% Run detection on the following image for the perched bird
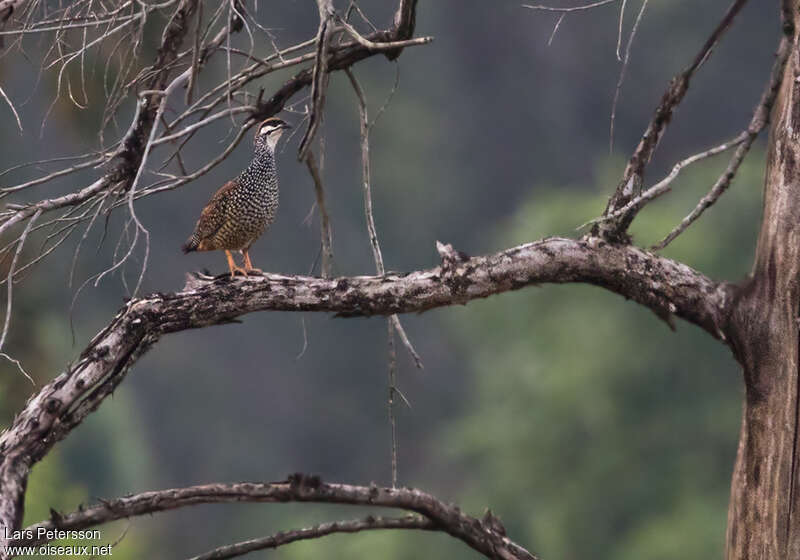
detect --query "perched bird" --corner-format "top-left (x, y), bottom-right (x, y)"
top-left (182, 117), bottom-right (291, 277)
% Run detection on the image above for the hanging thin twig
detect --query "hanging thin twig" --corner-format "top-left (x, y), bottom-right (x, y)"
top-left (616, 0), bottom-right (627, 60)
top-left (609, 0), bottom-right (649, 153)
top-left (547, 13), bottom-right (566, 46)
top-left (304, 150), bottom-right (334, 278)
top-left (387, 318), bottom-right (399, 487)
top-left (347, 66), bottom-right (425, 486)
top-left (346, 68), bottom-right (423, 369)
top-left (297, 0), bottom-right (334, 160)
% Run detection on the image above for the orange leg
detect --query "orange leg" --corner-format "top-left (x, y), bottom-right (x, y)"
top-left (242, 249), bottom-right (263, 274)
top-left (225, 250), bottom-right (248, 278)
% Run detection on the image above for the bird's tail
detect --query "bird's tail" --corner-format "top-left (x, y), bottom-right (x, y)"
top-left (182, 236), bottom-right (199, 253)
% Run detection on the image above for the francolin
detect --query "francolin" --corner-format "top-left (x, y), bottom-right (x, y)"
top-left (182, 117), bottom-right (291, 277)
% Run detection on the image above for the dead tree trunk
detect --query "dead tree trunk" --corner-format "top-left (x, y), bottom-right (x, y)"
top-left (726, 5), bottom-right (800, 557)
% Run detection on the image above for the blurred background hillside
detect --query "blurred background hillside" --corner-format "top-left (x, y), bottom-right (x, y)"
top-left (0, 1), bottom-right (778, 558)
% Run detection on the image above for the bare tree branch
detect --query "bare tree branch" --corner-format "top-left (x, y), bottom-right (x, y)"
top-left (651, 33), bottom-right (791, 250)
top-left (19, 475), bottom-right (538, 560)
top-left (304, 150), bottom-right (334, 278)
top-left (336, 15), bottom-right (431, 51)
top-left (582, 133), bottom-right (748, 230)
top-left (522, 0), bottom-right (617, 13)
top-left (346, 68), bottom-right (422, 369)
top-left (386, 319), bottom-right (400, 487)
top-left (346, 66), bottom-right (422, 486)
top-left (186, 515), bottom-right (437, 560)
top-left (615, 0), bottom-right (628, 59)
top-left (0, 85), bottom-right (21, 132)
top-left (595, 0), bottom-right (749, 241)
top-left (609, 0), bottom-right (648, 152)
top-left (297, 0), bottom-right (334, 161)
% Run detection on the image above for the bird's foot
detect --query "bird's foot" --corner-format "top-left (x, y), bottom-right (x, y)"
top-left (229, 265), bottom-right (249, 278)
top-left (241, 250), bottom-right (262, 275)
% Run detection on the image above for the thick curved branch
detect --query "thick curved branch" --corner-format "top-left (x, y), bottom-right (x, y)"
top-left (19, 475), bottom-right (537, 560)
top-left (0, 236), bottom-right (733, 549)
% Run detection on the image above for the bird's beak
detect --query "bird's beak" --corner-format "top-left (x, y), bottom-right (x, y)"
top-left (281, 123), bottom-right (292, 130)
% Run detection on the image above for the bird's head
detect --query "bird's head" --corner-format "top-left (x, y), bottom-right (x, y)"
top-left (255, 117), bottom-right (291, 150)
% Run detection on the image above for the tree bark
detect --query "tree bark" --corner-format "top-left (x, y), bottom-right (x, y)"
top-left (725, 6), bottom-right (800, 557)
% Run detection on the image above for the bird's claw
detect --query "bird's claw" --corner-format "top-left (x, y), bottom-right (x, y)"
top-left (230, 265), bottom-right (249, 278)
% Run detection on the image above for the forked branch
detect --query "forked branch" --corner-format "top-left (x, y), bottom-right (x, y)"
top-left (595, 0), bottom-right (750, 241)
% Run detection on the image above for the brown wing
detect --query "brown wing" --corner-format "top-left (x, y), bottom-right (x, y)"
top-left (184, 180), bottom-right (237, 252)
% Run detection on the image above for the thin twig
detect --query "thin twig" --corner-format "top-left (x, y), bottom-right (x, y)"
top-left (547, 13), bottom-right (565, 46)
top-left (97, 69), bottom-right (192, 296)
top-left (346, 68), bottom-right (423, 369)
top-left (347, 66), bottom-right (425, 485)
top-left (0, 208), bottom-right (40, 385)
top-left (522, 0), bottom-right (617, 12)
top-left (387, 318), bottom-right (399, 487)
top-left (391, 314), bottom-right (422, 369)
top-left (609, 0), bottom-right (648, 153)
top-left (186, 515), bottom-right (436, 560)
top-left (580, 133), bottom-right (747, 230)
top-left (0, 84), bottom-right (22, 132)
top-left (297, 0), bottom-right (334, 160)
top-left (295, 316), bottom-right (309, 360)
top-left (304, 150), bottom-right (334, 278)
top-left (651, 34), bottom-right (790, 250)
top-left (0, 154), bottom-right (107, 195)
top-left (597, 0), bottom-right (750, 239)
top-left (152, 105), bottom-right (255, 145)
top-left (616, 0), bottom-right (627, 60)
top-left (337, 16), bottom-right (432, 50)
